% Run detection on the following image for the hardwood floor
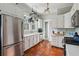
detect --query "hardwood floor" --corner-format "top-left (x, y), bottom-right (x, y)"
top-left (24, 40), bottom-right (64, 56)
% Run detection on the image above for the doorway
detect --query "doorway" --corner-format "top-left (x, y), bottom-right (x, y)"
top-left (45, 22), bottom-right (48, 39)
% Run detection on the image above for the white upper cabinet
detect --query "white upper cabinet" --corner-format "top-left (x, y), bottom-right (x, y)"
top-left (51, 19), bottom-right (57, 28)
top-left (57, 15), bottom-right (64, 28)
top-left (64, 12), bottom-right (74, 28)
top-left (51, 15), bottom-right (64, 28)
top-left (46, 13), bottom-right (74, 28)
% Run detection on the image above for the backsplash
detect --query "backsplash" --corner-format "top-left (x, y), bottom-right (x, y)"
top-left (52, 28), bottom-right (75, 37)
top-left (75, 27), bottom-right (79, 35)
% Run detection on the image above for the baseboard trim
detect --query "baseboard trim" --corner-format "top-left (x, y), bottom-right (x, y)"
top-left (51, 46), bottom-right (64, 49)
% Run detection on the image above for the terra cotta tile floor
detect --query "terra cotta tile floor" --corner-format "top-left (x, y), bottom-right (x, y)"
top-left (24, 40), bottom-right (64, 56)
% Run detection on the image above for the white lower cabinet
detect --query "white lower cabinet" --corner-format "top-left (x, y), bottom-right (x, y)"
top-left (24, 36), bottom-right (30, 50)
top-left (51, 36), bottom-right (64, 48)
top-left (29, 36), bottom-right (34, 48)
top-left (33, 35), bottom-right (37, 45)
top-left (58, 37), bottom-right (64, 48)
top-left (36, 34), bottom-right (40, 44)
top-left (24, 33), bottom-right (40, 51)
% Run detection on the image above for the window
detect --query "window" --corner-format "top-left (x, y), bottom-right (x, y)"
top-left (23, 16), bottom-right (43, 34)
top-left (23, 20), bottom-right (29, 30)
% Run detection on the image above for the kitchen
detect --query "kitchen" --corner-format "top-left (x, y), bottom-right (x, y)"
top-left (0, 3), bottom-right (79, 56)
top-left (44, 3), bottom-right (79, 56)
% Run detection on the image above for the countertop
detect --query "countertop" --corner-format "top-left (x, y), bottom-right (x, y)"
top-left (66, 44), bottom-right (79, 56)
top-left (64, 37), bottom-right (79, 46)
top-left (24, 32), bottom-right (42, 37)
top-left (64, 37), bottom-right (79, 56)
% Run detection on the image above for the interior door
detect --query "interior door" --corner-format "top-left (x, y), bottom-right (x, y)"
top-left (45, 22), bottom-right (48, 39)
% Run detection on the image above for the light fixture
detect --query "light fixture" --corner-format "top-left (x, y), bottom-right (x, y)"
top-left (28, 8), bottom-right (39, 23)
top-left (29, 8), bottom-right (37, 16)
top-left (44, 3), bottom-right (51, 14)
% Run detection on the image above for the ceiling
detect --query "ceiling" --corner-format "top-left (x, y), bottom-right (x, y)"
top-left (26, 3), bottom-right (73, 15)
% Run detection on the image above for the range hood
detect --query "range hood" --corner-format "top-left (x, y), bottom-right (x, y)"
top-left (71, 10), bottom-right (79, 27)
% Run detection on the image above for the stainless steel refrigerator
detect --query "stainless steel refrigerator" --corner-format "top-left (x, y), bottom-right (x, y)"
top-left (0, 14), bottom-right (23, 56)
top-left (0, 15), bottom-right (2, 56)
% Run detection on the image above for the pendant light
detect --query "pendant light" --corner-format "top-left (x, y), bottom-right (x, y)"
top-left (44, 3), bottom-right (51, 14)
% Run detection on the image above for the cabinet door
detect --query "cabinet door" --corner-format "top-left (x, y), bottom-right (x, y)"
top-left (30, 35), bottom-right (34, 47)
top-left (55, 37), bottom-right (59, 47)
top-left (57, 36), bottom-right (64, 48)
top-left (57, 15), bottom-right (64, 28)
top-left (29, 36), bottom-right (33, 48)
top-left (51, 19), bottom-right (57, 28)
top-left (51, 36), bottom-right (57, 46)
top-left (64, 12), bottom-right (74, 28)
top-left (51, 36), bottom-right (54, 45)
top-left (33, 35), bottom-right (37, 45)
top-left (24, 36), bottom-right (30, 50)
top-left (35, 34), bottom-right (39, 44)
top-left (37, 34), bottom-right (40, 43)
